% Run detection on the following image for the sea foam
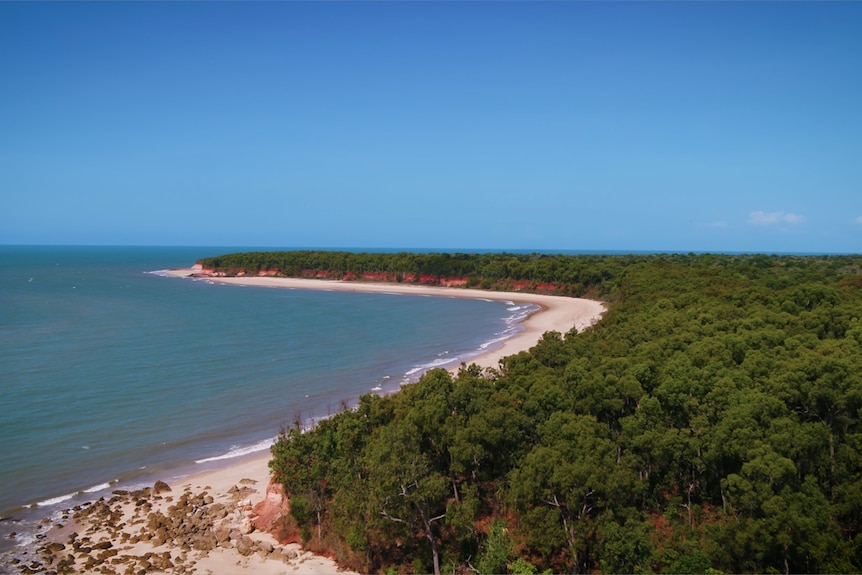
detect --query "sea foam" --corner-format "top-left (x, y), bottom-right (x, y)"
top-left (194, 437), bottom-right (276, 464)
top-left (36, 493), bottom-right (75, 508)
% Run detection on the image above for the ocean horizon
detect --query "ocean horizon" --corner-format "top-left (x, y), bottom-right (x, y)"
top-left (0, 245), bottom-right (536, 553)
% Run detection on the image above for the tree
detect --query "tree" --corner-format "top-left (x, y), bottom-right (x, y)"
top-left (365, 419), bottom-right (450, 575)
top-left (509, 413), bottom-right (630, 573)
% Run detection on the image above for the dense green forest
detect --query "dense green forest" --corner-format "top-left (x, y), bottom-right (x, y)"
top-left (257, 252), bottom-right (862, 574)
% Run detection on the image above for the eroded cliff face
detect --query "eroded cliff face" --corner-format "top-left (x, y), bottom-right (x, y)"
top-left (192, 262), bottom-right (572, 295)
top-left (250, 478), bottom-right (291, 540)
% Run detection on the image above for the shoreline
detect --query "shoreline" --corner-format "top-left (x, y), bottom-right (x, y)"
top-left (6, 272), bottom-right (605, 574)
top-left (165, 269), bottom-right (606, 371)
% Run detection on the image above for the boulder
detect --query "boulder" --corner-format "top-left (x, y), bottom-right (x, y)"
top-left (240, 517), bottom-right (255, 534)
top-left (153, 480), bottom-right (172, 494)
top-left (235, 537), bottom-right (254, 557)
top-left (214, 528), bottom-right (231, 544)
top-left (152, 552), bottom-right (173, 571)
top-left (210, 503), bottom-right (227, 519)
top-left (192, 534), bottom-right (216, 551)
top-left (146, 513), bottom-right (163, 531)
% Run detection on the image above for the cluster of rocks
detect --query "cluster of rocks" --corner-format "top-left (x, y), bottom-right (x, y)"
top-left (8, 479), bottom-right (297, 575)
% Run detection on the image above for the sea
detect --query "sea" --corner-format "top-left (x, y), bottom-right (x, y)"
top-left (0, 245), bottom-right (537, 555)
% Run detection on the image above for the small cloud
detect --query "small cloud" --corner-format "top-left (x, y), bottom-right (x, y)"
top-left (855, 216), bottom-right (862, 225)
top-left (748, 210), bottom-right (806, 225)
top-left (702, 220), bottom-right (728, 229)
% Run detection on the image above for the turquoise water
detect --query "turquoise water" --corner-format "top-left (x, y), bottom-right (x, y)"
top-left (0, 246), bottom-right (533, 549)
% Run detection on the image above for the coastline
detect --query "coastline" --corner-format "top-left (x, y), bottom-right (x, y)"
top-left (8, 271), bottom-right (604, 574)
top-left (166, 269), bottom-right (606, 372)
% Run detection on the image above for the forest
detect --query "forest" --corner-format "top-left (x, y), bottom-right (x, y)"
top-left (233, 251), bottom-right (862, 574)
top-left (195, 250), bottom-right (637, 299)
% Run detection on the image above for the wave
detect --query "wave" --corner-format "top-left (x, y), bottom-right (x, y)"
top-left (194, 437), bottom-right (275, 464)
top-left (35, 479), bottom-right (119, 508)
top-left (391, 301), bottom-right (540, 386)
top-left (36, 493), bottom-right (75, 508)
top-left (83, 481), bottom-right (114, 494)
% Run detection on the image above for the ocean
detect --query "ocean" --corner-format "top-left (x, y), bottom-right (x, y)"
top-left (0, 246), bottom-right (535, 553)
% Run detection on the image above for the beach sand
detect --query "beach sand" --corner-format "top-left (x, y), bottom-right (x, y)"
top-left (171, 271), bottom-right (606, 371)
top-left (20, 271), bottom-right (604, 575)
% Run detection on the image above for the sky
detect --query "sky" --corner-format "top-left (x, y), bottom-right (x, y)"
top-left (1, 2), bottom-right (861, 254)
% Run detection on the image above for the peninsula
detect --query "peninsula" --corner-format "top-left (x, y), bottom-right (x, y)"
top-left (15, 251), bottom-right (862, 575)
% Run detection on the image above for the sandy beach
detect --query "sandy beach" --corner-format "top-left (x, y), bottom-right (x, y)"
top-left (14, 271), bottom-right (604, 575)
top-left (168, 270), bottom-right (606, 371)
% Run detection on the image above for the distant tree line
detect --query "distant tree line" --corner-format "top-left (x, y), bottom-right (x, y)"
top-left (197, 250), bottom-right (861, 302)
top-left (261, 252), bottom-right (862, 574)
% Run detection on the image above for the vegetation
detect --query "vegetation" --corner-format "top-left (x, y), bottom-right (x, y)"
top-left (196, 250), bottom-right (640, 299)
top-left (261, 252), bottom-right (862, 574)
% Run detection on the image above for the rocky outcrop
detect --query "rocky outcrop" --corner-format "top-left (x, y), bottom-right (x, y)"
top-left (15, 479), bottom-right (300, 575)
top-left (250, 478), bottom-right (290, 536)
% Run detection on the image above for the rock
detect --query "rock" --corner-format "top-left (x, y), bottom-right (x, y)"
top-left (192, 534), bottom-right (216, 551)
top-left (153, 480), bottom-right (172, 494)
top-left (235, 536), bottom-right (255, 557)
top-left (258, 539), bottom-right (274, 554)
top-left (214, 528), bottom-right (231, 543)
top-left (152, 552), bottom-right (173, 571)
top-left (269, 547), bottom-right (284, 561)
top-left (146, 513), bottom-right (162, 531)
top-left (240, 517), bottom-right (255, 534)
top-left (210, 503), bottom-right (227, 519)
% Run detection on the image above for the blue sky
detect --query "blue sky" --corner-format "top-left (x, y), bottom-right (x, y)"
top-left (2, 2), bottom-right (860, 253)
